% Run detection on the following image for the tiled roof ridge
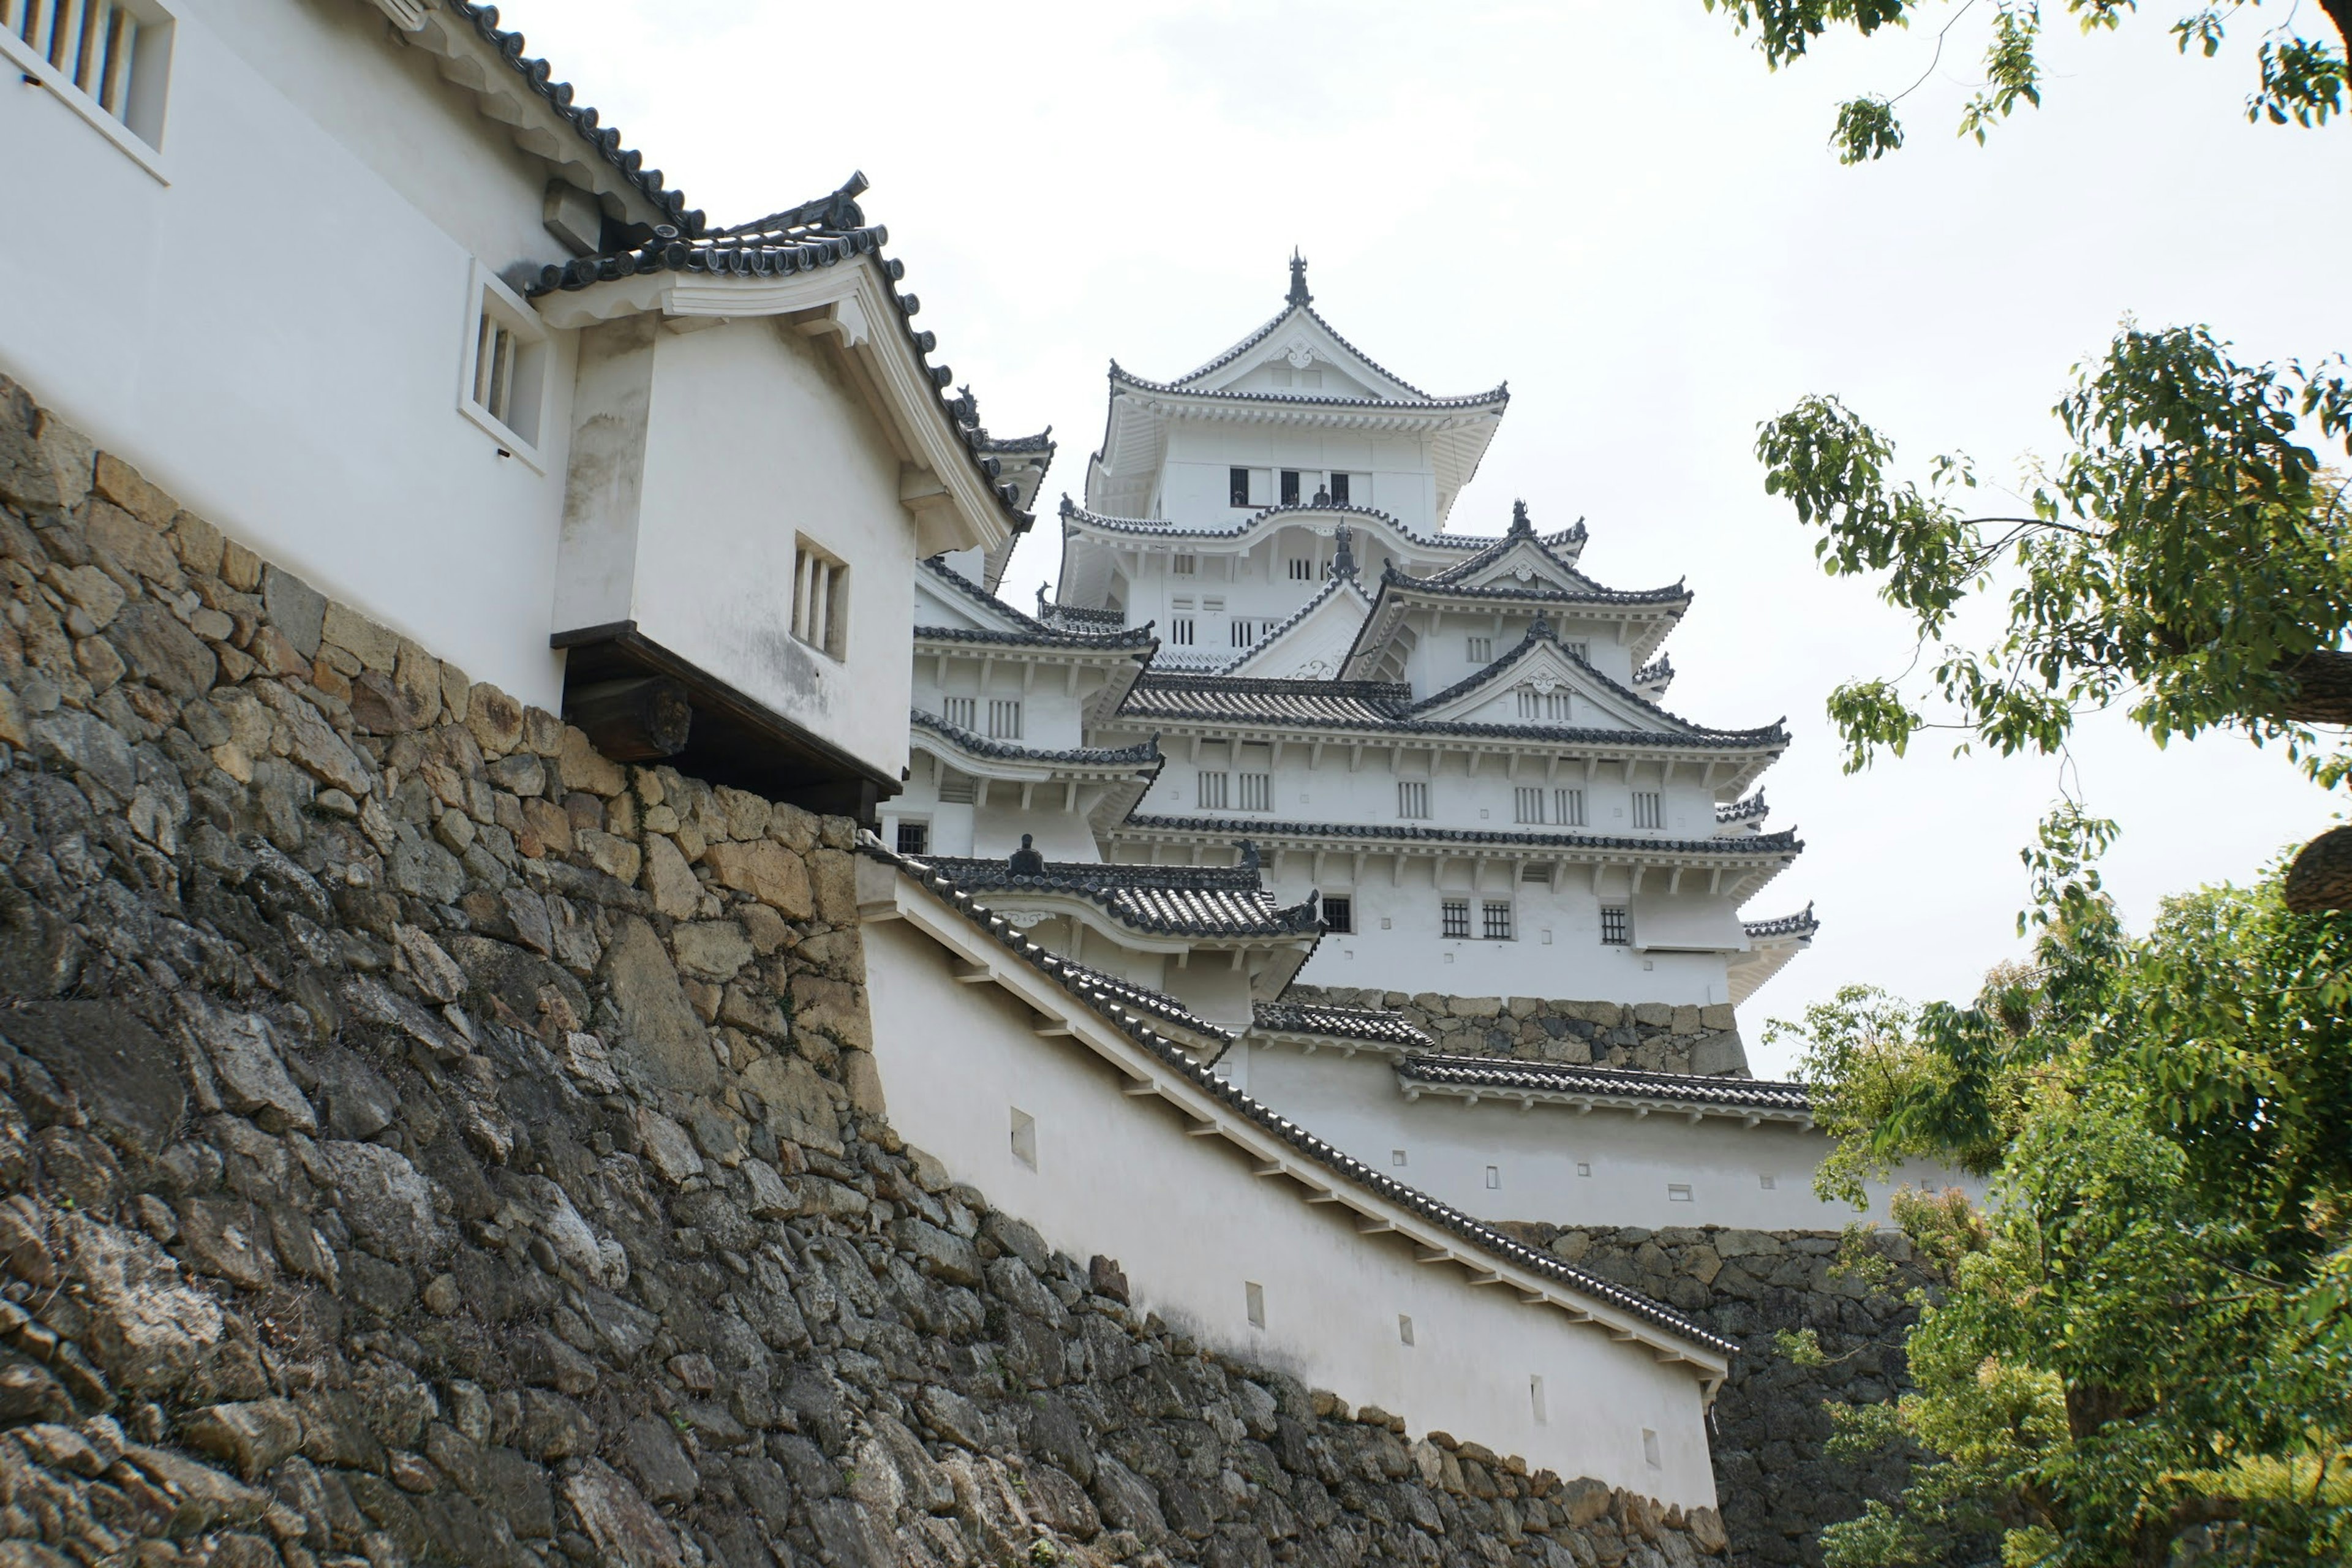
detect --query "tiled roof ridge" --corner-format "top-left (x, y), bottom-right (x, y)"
top-left (1395, 1053), bottom-right (1813, 1112)
top-left (918, 854), bottom-right (1319, 940)
top-left (1715, 793), bottom-right (1770, 824)
top-left (1379, 557), bottom-right (1690, 610)
top-left (1416, 508), bottom-right (1597, 590)
top-left (1134, 673), bottom-right (1414, 702)
top-left (447, 3), bottom-right (701, 233)
top-left (1216, 576), bottom-right (1374, 674)
top-left (910, 710), bottom-right (1162, 769)
top-left (979, 429), bottom-right (1055, 454)
top-left (1058, 496), bottom-right (1521, 556)
top-left (923, 856), bottom-right (1271, 892)
top-left (1109, 363), bottom-right (1510, 414)
top-left (1251, 1000), bottom-right (1431, 1049)
top-left (1120, 815), bottom-right (1804, 857)
top-left (862, 843), bottom-right (1735, 1357)
top-left (1403, 617), bottom-right (1777, 743)
top-left (919, 557), bottom-right (1047, 631)
top-left (525, 175), bottom-right (1033, 532)
top-left (1160, 290), bottom-right (1442, 400)
top-left (914, 623), bottom-right (1158, 653)
top-left (1635, 654), bottom-right (1675, 689)
top-left (1743, 903), bottom-right (1820, 940)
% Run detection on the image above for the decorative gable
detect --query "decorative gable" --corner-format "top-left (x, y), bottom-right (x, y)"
top-left (1425, 642), bottom-right (1659, 733)
top-left (1223, 578), bottom-right (1374, 679)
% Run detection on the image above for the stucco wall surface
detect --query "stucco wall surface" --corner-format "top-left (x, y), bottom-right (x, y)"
top-left (0, 0), bottom-right (578, 709)
top-left (0, 375), bottom-right (1735, 1567)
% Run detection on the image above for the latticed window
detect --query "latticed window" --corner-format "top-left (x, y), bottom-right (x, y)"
top-left (1517, 688), bottom-right (1570, 721)
top-left (1196, 771), bottom-right (1230, 810)
top-left (1600, 907), bottom-right (1630, 946)
top-left (1555, 787), bottom-right (1586, 827)
top-left (1172, 554), bottom-right (1197, 576)
top-left (6, 0), bottom-right (170, 150)
top-left (986, 699), bottom-right (1022, 740)
top-left (790, 538), bottom-right (847, 658)
top-left (1231, 619), bottom-right (1255, 648)
top-left (1467, 636), bottom-right (1493, 663)
top-left (1396, 780), bottom-right (1430, 819)
top-left (894, 821), bottom-right (929, 856)
top-left (1322, 895), bottom-right (1353, 933)
top-left (941, 696), bottom-right (976, 730)
top-left (1631, 791), bottom-right (1664, 830)
top-left (1289, 557), bottom-right (1314, 581)
top-left (1237, 772), bottom-right (1272, 812)
top-left (1441, 899), bottom-right (1471, 940)
top-left (1514, 786), bottom-right (1544, 824)
top-left (1169, 617), bottom-right (1195, 646)
top-left (1482, 901), bottom-right (1513, 940)
top-left (938, 771), bottom-right (976, 805)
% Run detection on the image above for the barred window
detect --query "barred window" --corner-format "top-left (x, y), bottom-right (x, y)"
top-left (1600, 907), bottom-right (1630, 946)
top-left (1482, 900), bottom-right (1513, 940)
top-left (1169, 617), bottom-right (1196, 646)
top-left (1288, 557), bottom-right (1314, 581)
top-left (1396, 780), bottom-right (1430, 820)
top-left (986, 699), bottom-right (1023, 740)
top-left (1280, 469), bottom-right (1302, 505)
top-left (1514, 786), bottom-right (1544, 824)
top-left (1231, 619), bottom-right (1255, 648)
top-left (1441, 899), bottom-right (1471, 940)
top-left (1322, 895), bottom-right (1353, 933)
top-left (1237, 772), bottom-right (1272, 812)
top-left (941, 696), bottom-right (976, 729)
top-left (938, 771), bottom-right (976, 805)
top-left (1172, 554), bottom-right (1197, 576)
top-left (1329, 472), bottom-right (1352, 506)
top-left (1467, 636), bottom-right (1493, 663)
top-left (1517, 688), bottom-right (1570, 721)
top-left (1196, 771), bottom-right (1231, 810)
top-left (790, 537), bottom-right (847, 658)
top-left (1632, 791), bottom-right (1664, 830)
top-left (894, 820), bottom-right (929, 855)
top-left (1229, 467), bottom-right (1251, 507)
top-left (1555, 787), bottom-right (1586, 827)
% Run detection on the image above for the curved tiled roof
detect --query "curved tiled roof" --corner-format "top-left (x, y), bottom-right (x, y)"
top-left (920, 562), bottom-right (1156, 654)
top-left (1635, 655), bottom-right (1675, 690)
top-left (981, 430), bottom-right (1055, 455)
top-left (1716, 793), bottom-right (1770, 825)
top-left (1399, 619), bottom-right (1781, 744)
top-left (910, 712), bottom-right (1162, 771)
top-left (1110, 363), bottom-right (1510, 414)
top-left (526, 176), bottom-right (1031, 529)
top-left (447, 4), bottom-right (701, 232)
top-left (1217, 576), bottom-right (1373, 674)
top-left (1252, 1001), bottom-right (1430, 1050)
top-left (1395, 1054), bottom-right (1813, 1117)
top-left (921, 856), bottom-right (1321, 940)
top-left (1379, 559), bottom-right (1689, 609)
top-left (1744, 904), bottom-right (1820, 941)
top-left (1167, 279), bottom-right (1441, 398)
top-left (1122, 815), bottom-right (1804, 858)
top-left (865, 845), bottom-right (1734, 1357)
top-left (1117, 672), bottom-right (1789, 750)
top-left (1049, 954), bottom-right (1234, 1041)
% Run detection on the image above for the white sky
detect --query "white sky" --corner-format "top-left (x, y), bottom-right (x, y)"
top-left (504, 2), bottom-right (2350, 1076)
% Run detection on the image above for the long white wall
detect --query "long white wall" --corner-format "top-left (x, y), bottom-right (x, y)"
top-left (1, 0), bottom-right (582, 707)
top-left (864, 914), bottom-right (1721, 1507)
top-left (1241, 1047), bottom-right (1985, 1232)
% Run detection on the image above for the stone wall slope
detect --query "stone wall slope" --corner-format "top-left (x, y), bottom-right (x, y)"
top-left (1284, 988), bottom-right (1747, 1078)
top-left (0, 377), bottom-right (1725, 1567)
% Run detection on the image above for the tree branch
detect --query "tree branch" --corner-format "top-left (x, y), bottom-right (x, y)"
top-left (2277, 649), bottom-right (2352, 726)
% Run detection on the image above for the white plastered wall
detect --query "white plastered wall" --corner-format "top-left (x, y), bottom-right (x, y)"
top-left (1243, 1049), bottom-right (1985, 1232)
top-left (0, 0), bottom-right (583, 707)
top-left (864, 915), bottom-right (1721, 1507)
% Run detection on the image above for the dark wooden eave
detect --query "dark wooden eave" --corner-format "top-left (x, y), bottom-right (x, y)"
top-left (552, 622), bottom-right (897, 825)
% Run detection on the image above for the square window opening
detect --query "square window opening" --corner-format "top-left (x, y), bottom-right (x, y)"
top-left (1482, 901), bottom-right (1514, 941)
top-left (459, 265), bottom-right (550, 462)
top-left (1237, 772), bottom-right (1271, 812)
top-left (894, 820), bottom-right (929, 856)
top-left (1280, 470), bottom-right (1302, 506)
top-left (791, 537), bottom-right (849, 659)
top-left (1288, 557), bottom-right (1314, 581)
top-left (1196, 771), bottom-right (1230, 811)
top-left (1555, 787), bottom-right (1586, 827)
top-left (1760, 1174), bottom-right (1777, 1190)
top-left (1245, 1281), bottom-right (1265, 1330)
top-left (1441, 899), bottom-right (1471, 940)
top-left (938, 770), bottom-right (976, 805)
top-left (1466, 636), bottom-right (1493, 663)
top-left (1514, 786), bottom-right (1544, 825)
top-left (1576, 1161), bottom-right (1592, 1177)
top-left (1172, 553), bottom-right (1197, 577)
top-left (4, 0), bottom-right (175, 160)
top-left (986, 699), bottom-right (1023, 740)
top-left (1600, 907), bottom-right (1631, 946)
top-left (1169, 617), bottom-right (1196, 646)
top-left (1229, 467), bottom-right (1251, 507)
top-left (1322, 895), bottom-right (1353, 934)
top-left (1397, 780), bottom-right (1430, 820)
top-left (1329, 472), bottom-right (1351, 506)
top-left (1667, 1183), bottom-right (1693, 1202)
top-left (1008, 1107), bottom-right (1037, 1170)
top-left (1484, 1165), bottom-right (1501, 1190)
top-left (1391, 1148), bottom-right (1408, 1167)
top-left (941, 695), bottom-right (976, 730)
top-left (1632, 790), bottom-right (1664, 830)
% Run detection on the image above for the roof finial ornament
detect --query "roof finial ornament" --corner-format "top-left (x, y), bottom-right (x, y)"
top-left (1529, 611), bottom-right (1555, 642)
top-left (1236, 839), bottom-right (1261, 873)
top-left (1009, 833), bottom-right (1045, 875)
top-left (1332, 524), bottom-right (1357, 581)
top-left (1510, 499), bottom-right (1534, 537)
top-left (1287, 249), bottom-right (1312, 307)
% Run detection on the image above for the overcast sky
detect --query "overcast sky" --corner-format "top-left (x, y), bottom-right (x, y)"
top-left (506, 1), bottom-right (2349, 1076)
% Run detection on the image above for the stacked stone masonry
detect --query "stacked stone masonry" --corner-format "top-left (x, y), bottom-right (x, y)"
top-left (1285, 988), bottom-right (1750, 1079)
top-left (1490, 1223), bottom-right (1940, 1568)
top-left (0, 374), bottom-right (1731, 1567)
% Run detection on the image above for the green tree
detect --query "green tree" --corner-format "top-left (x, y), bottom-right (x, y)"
top-left (1702, 1), bottom-right (2349, 164)
top-left (1776, 873), bottom-right (2352, 1566)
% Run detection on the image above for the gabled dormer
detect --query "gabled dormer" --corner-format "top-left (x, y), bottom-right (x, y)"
top-left (1420, 501), bottom-right (1598, 594)
top-left (1407, 619), bottom-right (1673, 735)
top-left (1175, 255), bottom-right (1434, 404)
top-left (1221, 534), bottom-right (1376, 679)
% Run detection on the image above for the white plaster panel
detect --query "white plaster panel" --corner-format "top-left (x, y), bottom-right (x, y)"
top-left (865, 918), bottom-right (1721, 1507)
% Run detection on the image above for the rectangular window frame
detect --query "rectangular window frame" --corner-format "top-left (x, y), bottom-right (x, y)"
top-left (1196, 771), bottom-right (1231, 811)
top-left (1466, 635), bottom-right (1493, 663)
top-left (1600, 906), bottom-right (1631, 946)
top-left (1228, 467), bottom-right (1251, 507)
top-left (1171, 553), bottom-right (1198, 577)
top-left (1168, 616), bottom-right (1195, 646)
top-left (457, 262), bottom-right (552, 469)
top-left (1287, 557), bottom-right (1314, 581)
top-left (894, 820), bottom-right (930, 856)
top-left (1321, 895), bottom-right (1352, 934)
top-left (1236, 771), bottom-right (1272, 812)
top-left (1440, 898), bottom-right (1471, 940)
top-left (1513, 786), bottom-right (1544, 825)
top-left (941, 695), bottom-right (976, 731)
top-left (1555, 787), bottom-right (1586, 827)
top-left (1396, 780), bottom-right (1430, 820)
top-left (2, 0), bottom-right (175, 180)
top-left (986, 699), bottom-right (1023, 741)
top-left (1280, 469), bottom-right (1302, 506)
top-left (1482, 900), bottom-right (1514, 941)
top-left (1328, 471), bottom-right (1352, 507)
top-left (1631, 790), bottom-right (1664, 830)
top-left (790, 535), bottom-right (849, 660)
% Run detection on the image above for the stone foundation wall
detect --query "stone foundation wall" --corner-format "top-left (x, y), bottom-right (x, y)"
top-left (0, 377), bottom-right (1728, 1567)
top-left (1286, 987), bottom-right (1749, 1078)
top-left (1491, 1222), bottom-right (1940, 1568)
